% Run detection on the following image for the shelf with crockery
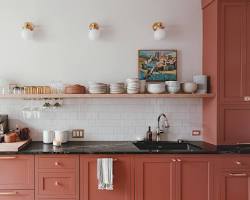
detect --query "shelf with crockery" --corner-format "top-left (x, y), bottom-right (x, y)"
top-left (0, 93), bottom-right (215, 99)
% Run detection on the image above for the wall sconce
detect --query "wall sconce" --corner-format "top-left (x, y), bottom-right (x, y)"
top-left (152, 22), bottom-right (166, 40)
top-left (21, 22), bottom-right (35, 40)
top-left (88, 22), bottom-right (100, 41)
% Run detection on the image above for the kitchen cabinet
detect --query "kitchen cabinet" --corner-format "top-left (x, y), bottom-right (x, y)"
top-left (203, 0), bottom-right (250, 144)
top-left (176, 157), bottom-right (214, 200)
top-left (35, 155), bottom-right (79, 200)
top-left (80, 156), bottom-right (132, 200)
top-left (135, 157), bottom-right (176, 200)
top-left (135, 156), bottom-right (214, 200)
top-left (0, 155), bottom-right (34, 190)
top-left (215, 156), bottom-right (250, 200)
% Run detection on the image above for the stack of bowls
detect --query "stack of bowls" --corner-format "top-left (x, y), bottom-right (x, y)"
top-left (165, 81), bottom-right (181, 94)
top-left (126, 78), bottom-right (140, 94)
top-left (147, 82), bottom-right (166, 94)
top-left (88, 82), bottom-right (108, 94)
top-left (109, 83), bottom-right (125, 94)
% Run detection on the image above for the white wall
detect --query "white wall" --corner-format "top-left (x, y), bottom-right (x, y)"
top-left (0, 0), bottom-right (203, 141)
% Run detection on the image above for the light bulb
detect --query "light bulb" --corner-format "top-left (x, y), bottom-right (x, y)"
top-left (154, 28), bottom-right (166, 40)
top-left (88, 29), bottom-right (100, 41)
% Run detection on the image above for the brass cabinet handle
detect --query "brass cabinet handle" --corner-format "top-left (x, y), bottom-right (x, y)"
top-left (0, 156), bottom-right (17, 160)
top-left (177, 159), bottom-right (182, 162)
top-left (54, 161), bottom-right (60, 166)
top-left (235, 161), bottom-right (242, 165)
top-left (0, 191), bottom-right (17, 195)
top-left (244, 96), bottom-right (250, 102)
top-left (54, 181), bottom-right (60, 186)
top-left (229, 173), bottom-right (247, 177)
top-left (172, 159), bottom-right (176, 162)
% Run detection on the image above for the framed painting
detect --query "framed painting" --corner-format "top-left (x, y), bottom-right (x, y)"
top-left (138, 49), bottom-right (177, 81)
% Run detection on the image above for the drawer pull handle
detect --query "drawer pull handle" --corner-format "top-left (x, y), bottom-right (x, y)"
top-left (0, 191), bottom-right (17, 195)
top-left (54, 162), bottom-right (60, 166)
top-left (172, 159), bottom-right (176, 162)
top-left (235, 161), bottom-right (242, 165)
top-left (177, 159), bottom-right (182, 162)
top-left (54, 181), bottom-right (61, 186)
top-left (244, 96), bottom-right (250, 102)
top-left (0, 156), bottom-right (17, 160)
top-left (229, 173), bottom-right (247, 177)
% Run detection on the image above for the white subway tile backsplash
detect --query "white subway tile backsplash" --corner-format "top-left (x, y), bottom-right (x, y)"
top-left (0, 98), bottom-right (203, 141)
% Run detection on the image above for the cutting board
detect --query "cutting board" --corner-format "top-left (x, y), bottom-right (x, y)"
top-left (0, 139), bottom-right (31, 152)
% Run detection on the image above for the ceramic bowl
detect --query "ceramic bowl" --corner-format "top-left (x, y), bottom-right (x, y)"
top-left (167, 86), bottom-right (180, 94)
top-left (165, 81), bottom-right (180, 87)
top-left (147, 83), bottom-right (165, 94)
top-left (182, 82), bottom-right (198, 93)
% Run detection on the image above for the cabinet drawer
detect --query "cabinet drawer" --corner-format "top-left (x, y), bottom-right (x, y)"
top-left (217, 157), bottom-right (250, 169)
top-left (37, 155), bottom-right (78, 170)
top-left (37, 172), bottom-right (77, 198)
top-left (0, 190), bottom-right (34, 200)
top-left (0, 155), bottom-right (34, 189)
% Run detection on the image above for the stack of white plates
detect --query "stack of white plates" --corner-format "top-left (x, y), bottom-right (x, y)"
top-left (88, 82), bottom-right (108, 94)
top-left (126, 78), bottom-right (140, 94)
top-left (109, 83), bottom-right (125, 94)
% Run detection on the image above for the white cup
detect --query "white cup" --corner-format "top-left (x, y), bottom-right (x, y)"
top-left (43, 130), bottom-right (54, 144)
top-left (55, 130), bottom-right (68, 143)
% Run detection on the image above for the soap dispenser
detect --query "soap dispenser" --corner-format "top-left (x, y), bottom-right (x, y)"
top-left (146, 126), bottom-right (153, 141)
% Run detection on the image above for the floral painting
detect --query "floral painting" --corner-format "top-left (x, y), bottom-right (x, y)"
top-left (138, 50), bottom-right (177, 81)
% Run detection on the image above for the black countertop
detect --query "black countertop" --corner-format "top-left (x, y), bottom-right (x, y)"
top-left (0, 141), bottom-right (247, 155)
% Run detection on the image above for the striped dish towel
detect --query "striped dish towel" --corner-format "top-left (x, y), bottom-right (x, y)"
top-left (97, 158), bottom-right (113, 190)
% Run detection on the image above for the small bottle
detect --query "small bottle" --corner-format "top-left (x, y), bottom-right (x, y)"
top-left (147, 126), bottom-right (153, 141)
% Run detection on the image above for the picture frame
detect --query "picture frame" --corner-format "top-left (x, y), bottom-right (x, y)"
top-left (138, 49), bottom-right (177, 82)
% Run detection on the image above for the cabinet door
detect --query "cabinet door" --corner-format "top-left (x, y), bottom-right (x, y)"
top-left (220, 0), bottom-right (247, 104)
top-left (176, 157), bottom-right (214, 200)
top-left (216, 170), bottom-right (250, 200)
top-left (219, 105), bottom-right (250, 144)
top-left (135, 157), bottom-right (176, 200)
top-left (0, 155), bottom-right (34, 189)
top-left (246, 2), bottom-right (250, 97)
top-left (80, 156), bottom-right (132, 200)
top-left (0, 190), bottom-right (34, 200)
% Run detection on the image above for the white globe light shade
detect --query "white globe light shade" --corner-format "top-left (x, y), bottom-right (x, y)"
top-left (21, 29), bottom-right (34, 40)
top-left (88, 29), bottom-right (100, 41)
top-left (154, 29), bottom-right (166, 40)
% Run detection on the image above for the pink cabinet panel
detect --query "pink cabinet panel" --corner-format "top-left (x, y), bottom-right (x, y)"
top-left (0, 155), bottom-right (34, 189)
top-left (176, 157), bottom-right (214, 200)
top-left (80, 156), bottom-right (132, 200)
top-left (246, 2), bottom-right (250, 96)
top-left (37, 172), bottom-right (77, 198)
top-left (0, 190), bottom-right (34, 200)
top-left (219, 105), bottom-right (250, 144)
top-left (135, 156), bottom-right (176, 200)
top-left (220, 0), bottom-right (247, 104)
top-left (37, 155), bottom-right (78, 170)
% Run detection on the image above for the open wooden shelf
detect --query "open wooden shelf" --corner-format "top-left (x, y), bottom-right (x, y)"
top-left (0, 93), bottom-right (215, 99)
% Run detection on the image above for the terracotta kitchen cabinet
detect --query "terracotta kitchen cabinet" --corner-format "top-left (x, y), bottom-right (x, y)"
top-left (175, 157), bottom-right (214, 200)
top-left (0, 190), bottom-right (34, 200)
top-left (135, 156), bottom-right (176, 200)
top-left (219, 105), bottom-right (250, 144)
top-left (80, 156), bottom-right (132, 200)
top-left (203, 0), bottom-right (250, 144)
top-left (0, 155), bottom-right (34, 189)
top-left (35, 155), bottom-right (79, 200)
top-left (215, 156), bottom-right (250, 200)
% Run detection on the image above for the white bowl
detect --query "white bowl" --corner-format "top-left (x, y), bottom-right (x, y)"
top-left (165, 81), bottom-right (180, 87)
top-left (147, 83), bottom-right (165, 94)
top-left (167, 86), bottom-right (180, 94)
top-left (182, 82), bottom-right (198, 93)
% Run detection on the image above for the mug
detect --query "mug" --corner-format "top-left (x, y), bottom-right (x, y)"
top-left (43, 130), bottom-right (54, 144)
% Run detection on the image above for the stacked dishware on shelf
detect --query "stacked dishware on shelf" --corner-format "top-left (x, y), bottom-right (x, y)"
top-left (109, 83), bottom-right (125, 94)
top-left (88, 82), bottom-right (108, 94)
top-left (126, 78), bottom-right (140, 94)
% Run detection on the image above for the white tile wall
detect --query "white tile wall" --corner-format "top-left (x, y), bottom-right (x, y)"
top-left (0, 98), bottom-right (203, 141)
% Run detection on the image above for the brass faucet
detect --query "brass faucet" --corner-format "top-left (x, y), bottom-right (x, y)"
top-left (156, 113), bottom-right (170, 142)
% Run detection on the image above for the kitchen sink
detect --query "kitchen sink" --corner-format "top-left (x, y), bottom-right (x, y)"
top-left (133, 141), bottom-right (202, 151)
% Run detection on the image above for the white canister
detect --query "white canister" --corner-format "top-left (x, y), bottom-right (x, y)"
top-left (54, 130), bottom-right (68, 143)
top-left (193, 75), bottom-right (208, 94)
top-left (43, 130), bottom-right (54, 144)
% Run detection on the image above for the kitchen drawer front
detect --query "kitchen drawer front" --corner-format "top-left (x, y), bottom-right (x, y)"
top-left (37, 172), bottom-right (77, 199)
top-left (216, 157), bottom-right (250, 169)
top-left (36, 155), bottom-right (78, 170)
top-left (0, 155), bottom-right (34, 189)
top-left (0, 190), bottom-right (34, 200)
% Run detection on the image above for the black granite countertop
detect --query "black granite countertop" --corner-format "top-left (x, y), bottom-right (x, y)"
top-left (0, 141), bottom-right (247, 154)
